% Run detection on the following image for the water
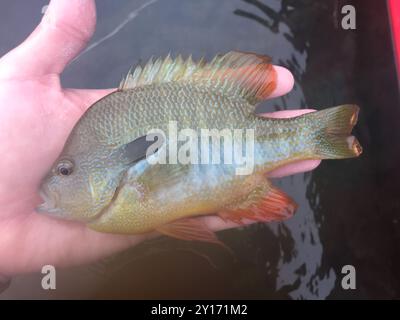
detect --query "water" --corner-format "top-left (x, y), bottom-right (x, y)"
top-left (1, 0), bottom-right (399, 299)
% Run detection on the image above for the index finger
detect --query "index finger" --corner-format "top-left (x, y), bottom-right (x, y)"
top-left (0, 0), bottom-right (96, 79)
top-left (269, 66), bottom-right (295, 98)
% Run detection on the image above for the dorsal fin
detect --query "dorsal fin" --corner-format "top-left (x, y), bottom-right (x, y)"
top-left (119, 51), bottom-right (277, 104)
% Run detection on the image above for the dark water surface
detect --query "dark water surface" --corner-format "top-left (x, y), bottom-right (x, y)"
top-left (1, 0), bottom-right (399, 299)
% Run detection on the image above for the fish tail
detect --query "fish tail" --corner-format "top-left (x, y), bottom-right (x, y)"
top-left (310, 104), bottom-right (362, 159)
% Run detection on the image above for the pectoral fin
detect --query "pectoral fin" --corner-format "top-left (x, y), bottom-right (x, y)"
top-left (218, 182), bottom-right (297, 224)
top-left (119, 134), bottom-right (164, 165)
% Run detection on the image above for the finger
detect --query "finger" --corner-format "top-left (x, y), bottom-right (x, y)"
top-left (260, 109), bottom-right (315, 118)
top-left (203, 215), bottom-right (247, 232)
top-left (267, 160), bottom-right (320, 178)
top-left (64, 88), bottom-right (117, 112)
top-left (258, 109), bottom-right (321, 177)
top-left (269, 66), bottom-right (294, 98)
top-left (0, 0), bottom-right (96, 79)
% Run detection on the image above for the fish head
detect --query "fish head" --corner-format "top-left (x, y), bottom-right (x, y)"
top-left (37, 148), bottom-right (125, 222)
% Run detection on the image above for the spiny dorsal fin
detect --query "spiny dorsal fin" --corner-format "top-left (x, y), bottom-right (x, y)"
top-left (119, 51), bottom-right (277, 104)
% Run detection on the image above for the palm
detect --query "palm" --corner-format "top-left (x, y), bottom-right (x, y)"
top-left (0, 0), bottom-right (319, 276)
top-left (0, 74), bottom-right (144, 275)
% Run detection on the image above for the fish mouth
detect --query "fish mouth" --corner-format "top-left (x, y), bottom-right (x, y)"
top-left (36, 187), bottom-right (61, 215)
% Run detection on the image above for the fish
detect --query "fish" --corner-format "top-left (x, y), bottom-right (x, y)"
top-left (37, 51), bottom-right (362, 245)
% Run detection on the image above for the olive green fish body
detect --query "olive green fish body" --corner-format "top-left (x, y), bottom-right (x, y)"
top-left (38, 52), bottom-right (362, 243)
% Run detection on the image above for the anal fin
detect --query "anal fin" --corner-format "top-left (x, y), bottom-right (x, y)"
top-left (156, 218), bottom-right (227, 249)
top-left (218, 182), bottom-right (297, 224)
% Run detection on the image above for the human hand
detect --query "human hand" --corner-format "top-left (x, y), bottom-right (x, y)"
top-left (0, 0), bottom-right (319, 278)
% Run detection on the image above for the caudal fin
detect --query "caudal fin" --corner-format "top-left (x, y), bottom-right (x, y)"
top-left (310, 104), bottom-right (363, 159)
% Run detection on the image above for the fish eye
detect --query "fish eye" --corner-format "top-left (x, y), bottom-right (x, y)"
top-left (56, 159), bottom-right (74, 176)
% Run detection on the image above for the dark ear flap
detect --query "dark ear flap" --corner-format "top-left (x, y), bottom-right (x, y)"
top-left (120, 134), bottom-right (164, 164)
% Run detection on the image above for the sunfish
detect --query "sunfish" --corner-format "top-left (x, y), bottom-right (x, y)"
top-left (37, 51), bottom-right (362, 245)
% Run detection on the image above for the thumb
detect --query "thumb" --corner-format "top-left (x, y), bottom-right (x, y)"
top-left (0, 0), bottom-right (96, 79)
